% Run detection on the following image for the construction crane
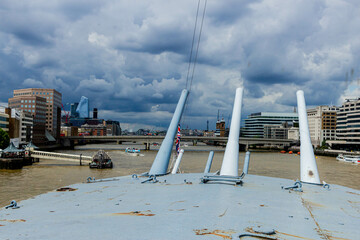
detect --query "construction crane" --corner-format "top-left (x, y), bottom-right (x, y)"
top-left (61, 103), bottom-right (70, 124)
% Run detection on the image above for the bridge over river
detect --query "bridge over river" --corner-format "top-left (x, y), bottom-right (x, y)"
top-left (61, 136), bottom-right (297, 150)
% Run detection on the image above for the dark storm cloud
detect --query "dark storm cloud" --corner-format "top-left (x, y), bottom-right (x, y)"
top-left (0, 0), bottom-right (360, 130)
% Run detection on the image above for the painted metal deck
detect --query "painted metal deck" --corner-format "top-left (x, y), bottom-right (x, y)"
top-left (1, 173), bottom-right (359, 239)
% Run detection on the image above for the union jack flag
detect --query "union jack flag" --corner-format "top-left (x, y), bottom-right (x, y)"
top-left (175, 124), bottom-right (181, 154)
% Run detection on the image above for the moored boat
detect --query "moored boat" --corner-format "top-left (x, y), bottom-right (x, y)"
top-left (336, 154), bottom-right (360, 164)
top-left (89, 150), bottom-right (113, 168)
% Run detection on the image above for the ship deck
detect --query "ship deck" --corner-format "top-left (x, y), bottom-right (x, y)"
top-left (1, 173), bottom-right (359, 239)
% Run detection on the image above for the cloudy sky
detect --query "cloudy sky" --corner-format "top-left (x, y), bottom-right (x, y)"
top-left (1, 0), bottom-right (359, 131)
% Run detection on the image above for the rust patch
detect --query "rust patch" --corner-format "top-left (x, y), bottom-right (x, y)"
top-left (275, 230), bottom-right (315, 240)
top-left (260, 204), bottom-right (268, 207)
top-left (346, 191), bottom-right (360, 196)
top-left (0, 224), bottom-right (4, 226)
top-left (194, 229), bottom-right (235, 239)
top-left (0, 219), bottom-right (26, 223)
top-left (302, 198), bottom-right (332, 240)
top-left (308, 170), bottom-right (314, 176)
top-left (305, 200), bottom-right (324, 208)
top-left (112, 210), bottom-right (155, 216)
top-left (56, 187), bottom-right (77, 192)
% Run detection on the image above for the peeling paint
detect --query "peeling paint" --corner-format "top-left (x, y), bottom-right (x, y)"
top-left (194, 229), bottom-right (235, 239)
top-left (0, 219), bottom-right (26, 223)
top-left (111, 211), bottom-right (155, 216)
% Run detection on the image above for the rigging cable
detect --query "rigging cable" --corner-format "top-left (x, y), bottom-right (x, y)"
top-left (188, 0), bottom-right (207, 93)
top-left (185, 0), bottom-right (201, 90)
top-left (181, 0), bottom-right (207, 128)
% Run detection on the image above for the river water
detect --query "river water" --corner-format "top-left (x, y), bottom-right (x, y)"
top-left (0, 142), bottom-right (359, 207)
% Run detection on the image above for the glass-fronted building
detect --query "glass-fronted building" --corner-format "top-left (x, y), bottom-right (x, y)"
top-left (242, 112), bottom-right (298, 138)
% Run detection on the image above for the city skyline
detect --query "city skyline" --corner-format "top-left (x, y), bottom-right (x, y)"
top-left (1, 0), bottom-right (360, 130)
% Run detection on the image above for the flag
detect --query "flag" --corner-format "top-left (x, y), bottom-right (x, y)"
top-left (175, 124), bottom-right (181, 154)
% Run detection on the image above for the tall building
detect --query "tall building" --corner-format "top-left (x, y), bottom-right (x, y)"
top-left (215, 118), bottom-right (226, 137)
top-left (242, 112), bottom-right (298, 138)
top-left (337, 98), bottom-right (360, 142)
top-left (76, 96), bottom-right (89, 118)
top-left (8, 95), bottom-right (46, 144)
top-left (70, 103), bottom-right (79, 118)
top-left (307, 106), bottom-right (338, 146)
top-left (8, 88), bottom-right (62, 139)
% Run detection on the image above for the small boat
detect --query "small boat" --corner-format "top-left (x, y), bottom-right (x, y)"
top-left (336, 154), bottom-right (360, 164)
top-left (89, 150), bottom-right (113, 168)
top-left (125, 147), bottom-right (141, 153)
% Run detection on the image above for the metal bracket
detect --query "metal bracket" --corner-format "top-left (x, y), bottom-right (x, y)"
top-left (282, 180), bottom-right (303, 192)
top-left (5, 200), bottom-right (20, 209)
top-left (141, 175), bottom-right (159, 184)
top-left (201, 175), bottom-right (243, 185)
top-left (87, 177), bottom-right (96, 183)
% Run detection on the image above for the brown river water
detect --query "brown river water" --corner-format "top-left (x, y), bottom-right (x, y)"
top-left (0, 142), bottom-right (359, 207)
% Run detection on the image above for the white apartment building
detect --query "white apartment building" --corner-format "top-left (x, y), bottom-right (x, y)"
top-left (337, 98), bottom-right (360, 142)
top-left (307, 106), bottom-right (338, 146)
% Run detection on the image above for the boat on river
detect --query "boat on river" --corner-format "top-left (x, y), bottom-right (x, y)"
top-left (89, 150), bottom-right (113, 168)
top-left (336, 154), bottom-right (360, 164)
top-left (125, 147), bottom-right (141, 153)
top-left (1, 88), bottom-right (359, 240)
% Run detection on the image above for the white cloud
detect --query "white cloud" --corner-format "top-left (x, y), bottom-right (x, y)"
top-left (23, 78), bottom-right (44, 87)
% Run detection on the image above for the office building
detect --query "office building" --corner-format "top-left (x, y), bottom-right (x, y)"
top-left (8, 94), bottom-right (47, 144)
top-left (307, 106), bottom-right (338, 146)
top-left (70, 103), bottom-right (79, 118)
top-left (242, 112), bottom-right (298, 138)
top-left (2, 108), bottom-right (33, 146)
top-left (337, 98), bottom-right (360, 142)
top-left (76, 96), bottom-right (89, 118)
top-left (0, 110), bottom-right (9, 132)
top-left (8, 88), bottom-right (62, 140)
top-left (105, 120), bottom-right (121, 136)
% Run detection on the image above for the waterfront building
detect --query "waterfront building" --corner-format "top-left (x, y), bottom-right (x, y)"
top-left (0, 110), bottom-right (9, 132)
top-left (105, 120), bottom-right (121, 136)
top-left (5, 108), bottom-right (33, 146)
top-left (242, 112), bottom-right (298, 138)
top-left (215, 118), bottom-right (226, 137)
top-left (8, 94), bottom-right (47, 144)
top-left (307, 106), bottom-right (338, 146)
top-left (264, 125), bottom-right (288, 139)
top-left (288, 127), bottom-right (300, 141)
top-left (336, 98), bottom-right (360, 142)
top-left (80, 123), bottom-right (106, 136)
top-left (60, 126), bottom-right (78, 137)
top-left (8, 88), bottom-right (62, 140)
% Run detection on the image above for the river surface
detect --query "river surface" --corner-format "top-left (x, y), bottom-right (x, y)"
top-left (1, 142), bottom-right (359, 207)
